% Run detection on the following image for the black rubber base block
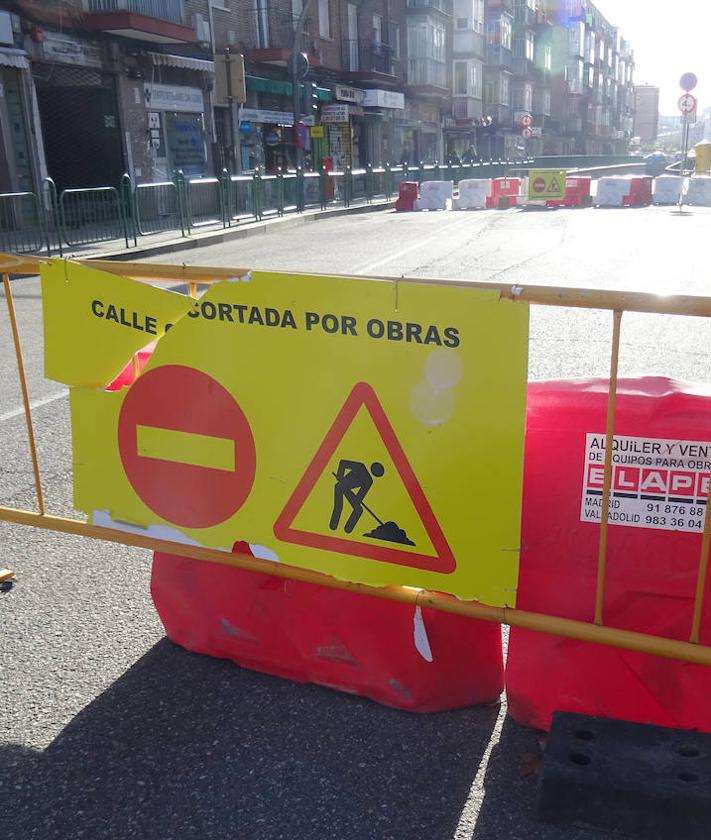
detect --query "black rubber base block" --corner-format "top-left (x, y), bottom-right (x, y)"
top-left (538, 711), bottom-right (711, 839)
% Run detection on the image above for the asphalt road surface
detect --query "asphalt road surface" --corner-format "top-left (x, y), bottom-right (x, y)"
top-left (2, 204), bottom-right (711, 840)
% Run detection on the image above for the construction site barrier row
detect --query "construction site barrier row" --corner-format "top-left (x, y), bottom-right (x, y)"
top-left (3, 251), bottom-right (711, 724)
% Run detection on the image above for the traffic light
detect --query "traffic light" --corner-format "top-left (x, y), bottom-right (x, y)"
top-left (301, 81), bottom-right (318, 117)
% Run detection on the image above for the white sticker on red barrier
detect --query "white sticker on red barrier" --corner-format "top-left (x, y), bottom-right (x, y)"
top-left (580, 433), bottom-right (711, 533)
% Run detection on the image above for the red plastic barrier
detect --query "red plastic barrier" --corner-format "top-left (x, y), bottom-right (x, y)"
top-left (395, 181), bottom-right (418, 212)
top-left (151, 551), bottom-right (503, 712)
top-left (507, 377), bottom-right (711, 732)
top-left (623, 176), bottom-right (653, 207)
top-left (106, 348), bottom-right (153, 391)
top-left (546, 176), bottom-right (592, 208)
top-left (486, 177), bottom-right (521, 209)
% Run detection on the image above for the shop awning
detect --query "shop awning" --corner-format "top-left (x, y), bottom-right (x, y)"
top-left (148, 53), bottom-right (215, 73)
top-left (246, 75), bottom-right (332, 102)
top-left (0, 48), bottom-right (29, 70)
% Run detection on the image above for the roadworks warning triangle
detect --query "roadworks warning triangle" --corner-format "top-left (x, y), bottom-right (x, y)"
top-left (273, 382), bottom-right (456, 573)
top-left (549, 177), bottom-right (562, 193)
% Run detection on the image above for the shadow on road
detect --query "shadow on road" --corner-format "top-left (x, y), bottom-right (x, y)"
top-left (1, 639), bottom-right (504, 840)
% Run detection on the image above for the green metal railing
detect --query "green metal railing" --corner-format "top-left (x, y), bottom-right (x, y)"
top-left (0, 191), bottom-right (51, 256)
top-left (1, 156), bottom-right (639, 256)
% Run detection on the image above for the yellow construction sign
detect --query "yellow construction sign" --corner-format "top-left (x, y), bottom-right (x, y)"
top-left (528, 169), bottom-right (567, 200)
top-left (41, 260), bottom-right (530, 605)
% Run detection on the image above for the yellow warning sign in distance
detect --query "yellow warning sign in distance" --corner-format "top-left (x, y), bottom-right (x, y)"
top-left (528, 169), bottom-right (567, 200)
top-left (41, 261), bottom-right (530, 605)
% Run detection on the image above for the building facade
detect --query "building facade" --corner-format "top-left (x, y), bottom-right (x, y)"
top-left (633, 84), bottom-right (659, 143)
top-left (0, 0), bottom-right (635, 191)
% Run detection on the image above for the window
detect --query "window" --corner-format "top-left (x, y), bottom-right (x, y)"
top-left (256, 0), bottom-right (269, 48)
top-left (454, 61), bottom-right (468, 95)
top-left (487, 15), bottom-right (512, 49)
top-left (392, 23), bottom-right (401, 58)
top-left (474, 0), bottom-right (484, 33)
top-left (373, 14), bottom-right (382, 45)
top-left (501, 73), bottom-right (510, 105)
top-left (525, 31), bottom-right (535, 61)
top-left (456, 18), bottom-right (468, 29)
top-left (453, 60), bottom-right (483, 98)
top-left (318, 0), bottom-right (330, 38)
top-left (291, 0), bottom-right (302, 18)
top-left (512, 82), bottom-right (532, 111)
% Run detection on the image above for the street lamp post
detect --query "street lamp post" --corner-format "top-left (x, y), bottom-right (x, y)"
top-left (291, 0), bottom-right (316, 171)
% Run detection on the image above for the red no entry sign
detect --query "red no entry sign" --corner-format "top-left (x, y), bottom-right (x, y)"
top-left (533, 177), bottom-right (546, 193)
top-left (118, 365), bottom-right (256, 529)
top-left (679, 93), bottom-right (697, 114)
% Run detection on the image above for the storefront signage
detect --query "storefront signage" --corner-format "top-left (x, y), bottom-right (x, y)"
top-left (321, 104), bottom-right (350, 123)
top-left (41, 31), bottom-right (103, 69)
top-left (144, 83), bottom-right (204, 114)
top-left (334, 85), bottom-right (364, 105)
top-left (310, 125), bottom-right (325, 139)
top-left (238, 108), bottom-right (314, 127)
top-left (321, 103), bottom-right (363, 123)
top-left (239, 120), bottom-right (252, 133)
top-left (362, 89), bottom-right (405, 110)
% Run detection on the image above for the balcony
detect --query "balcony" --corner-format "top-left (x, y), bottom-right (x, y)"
top-left (486, 45), bottom-right (512, 70)
top-left (453, 30), bottom-right (485, 57)
top-left (512, 57), bottom-right (534, 78)
top-left (566, 114), bottom-right (583, 133)
top-left (342, 40), bottom-right (395, 81)
top-left (406, 57), bottom-right (448, 96)
top-left (246, 10), bottom-right (319, 66)
top-left (485, 103), bottom-right (513, 127)
top-left (513, 3), bottom-right (536, 27)
top-left (452, 97), bottom-right (483, 121)
top-left (486, 0), bottom-right (514, 12)
top-left (406, 0), bottom-right (452, 15)
top-left (83, 0), bottom-right (195, 43)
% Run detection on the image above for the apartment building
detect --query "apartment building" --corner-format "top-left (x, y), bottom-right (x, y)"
top-left (0, 0), bottom-right (635, 191)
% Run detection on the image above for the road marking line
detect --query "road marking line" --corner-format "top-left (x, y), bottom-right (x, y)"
top-left (452, 698), bottom-right (507, 838)
top-left (356, 214), bottom-right (478, 274)
top-left (0, 389), bottom-right (68, 424)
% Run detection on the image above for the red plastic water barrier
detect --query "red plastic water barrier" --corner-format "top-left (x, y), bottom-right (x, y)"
top-left (546, 176), bottom-right (592, 208)
top-left (507, 377), bottom-right (711, 732)
top-left (623, 176), bottom-right (653, 207)
top-left (486, 177), bottom-right (521, 209)
top-left (106, 348), bottom-right (152, 391)
top-left (151, 550), bottom-right (504, 712)
top-left (395, 181), bottom-right (418, 212)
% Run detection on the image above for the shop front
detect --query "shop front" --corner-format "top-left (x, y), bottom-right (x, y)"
top-left (395, 100), bottom-right (443, 165)
top-left (0, 16), bottom-right (38, 193)
top-left (361, 89), bottom-right (405, 166)
top-left (321, 101), bottom-right (364, 170)
top-left (30, 29), bottom-right (124, 189)
top-left (142, 81), bottom-right (210, 179)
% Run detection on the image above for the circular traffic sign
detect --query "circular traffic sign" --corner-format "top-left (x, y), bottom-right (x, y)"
top-left (680, 72), bottom-right (698, 92)
top-left (678, 93), bottom-right (697, 114)
top-left (533, 176), bottom-right (546, 193)
top-left (521, 113), bottom-right (533, 127)
top-left (118, 365), bottom-right (256, 529)
top-left (522, 127), bottom-right (533, 139)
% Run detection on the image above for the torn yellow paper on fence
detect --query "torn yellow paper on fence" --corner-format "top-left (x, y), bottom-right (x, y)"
top-left (55, 264), bottom-right (529, 605)
top-left (41, 259), bottom-right (192, 388)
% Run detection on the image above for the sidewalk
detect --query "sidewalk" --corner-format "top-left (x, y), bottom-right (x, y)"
top-left (62, 197), bottom-right (395, 263)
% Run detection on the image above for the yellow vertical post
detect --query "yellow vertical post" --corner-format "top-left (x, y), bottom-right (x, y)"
top-left (594, 310), bottom-right (623, 626)
top-left (690, 476), bottom-right (711, 643)
top-left (2, 273), bottom-right (46, 515)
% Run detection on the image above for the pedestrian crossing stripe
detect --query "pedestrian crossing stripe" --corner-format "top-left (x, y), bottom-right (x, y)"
top-left (273, 382), bottom-right (456, 573)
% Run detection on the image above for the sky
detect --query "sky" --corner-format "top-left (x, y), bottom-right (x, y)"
top-left (594, 0), bottom-right (708, 115)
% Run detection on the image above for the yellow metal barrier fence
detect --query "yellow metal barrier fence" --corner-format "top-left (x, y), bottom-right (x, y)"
top-left (3, 251), bottom-right (711, 667)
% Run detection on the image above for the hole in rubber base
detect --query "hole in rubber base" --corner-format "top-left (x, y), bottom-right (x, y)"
top-left (569, 751), bottom-right (592, 766)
